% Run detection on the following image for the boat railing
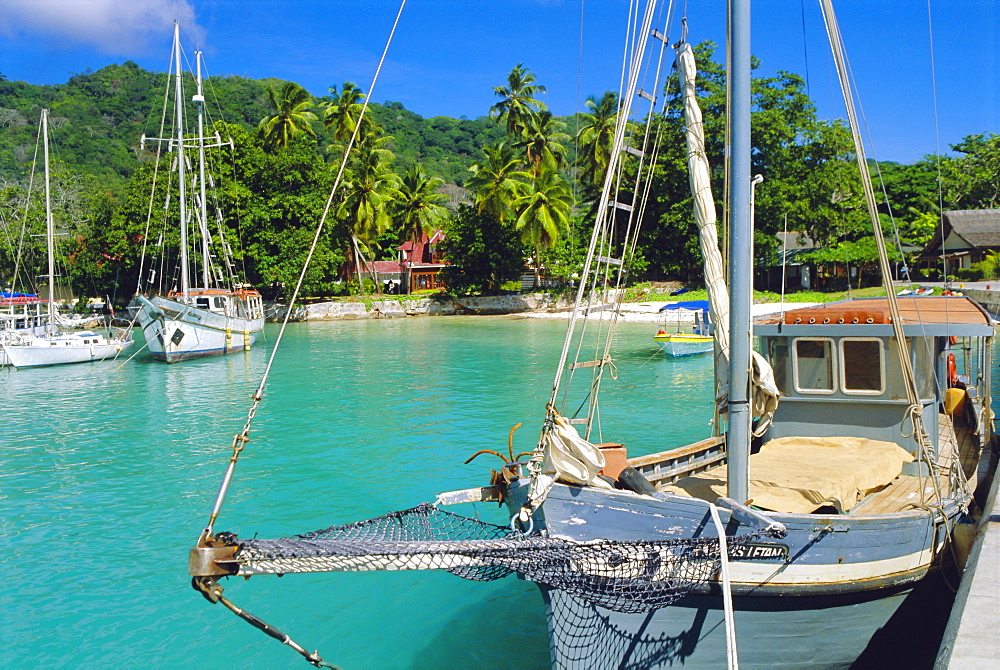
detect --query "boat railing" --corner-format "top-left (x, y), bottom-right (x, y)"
top-left (629, 434), bottom-right (726, 488)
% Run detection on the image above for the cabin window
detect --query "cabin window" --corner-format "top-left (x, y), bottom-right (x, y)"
top-left (793, 338), bottom-right (835, 393)
top-left (196, 297), bottom-right (210, 309)
top-left (214, 297), bottom-right (226, 309)
top-left (767, 338), bottom-right (790, 394)
top-left (840, 338), bottom-right (884, 394)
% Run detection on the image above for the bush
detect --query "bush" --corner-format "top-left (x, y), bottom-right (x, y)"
top-left (956, 267), bottom-right (984, 282)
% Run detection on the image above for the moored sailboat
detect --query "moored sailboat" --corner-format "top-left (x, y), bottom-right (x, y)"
top-left (184, 1), bottom-right (996, 667)
top-left (132, 22), bottom-right (264, 363)
top-left (2, 109), bottom-right (133, 369)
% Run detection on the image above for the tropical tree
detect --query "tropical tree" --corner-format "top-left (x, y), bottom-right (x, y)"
top-left (257, 82), bottom-right (318, 151)
top-left (576, 91), bottom-right (621, 193)
top-left (466, 142), bottom-right (529, 221)
top-left (941, 133), bottom-right (1000, 210)
top-left (490, 64), bottom-right (547, 138)
top-left (512, 166), bottom-right (573, 286)
top-left (393, 165), bottom-right (449, 244)
top-left (336, 143), bottom-right (401, 273)
top-left (516, 110), bottom-right (570, 176)
top-left (322, 82), bottom-right (374, 146)
top-left (439, 204), bottom-right (526, 295)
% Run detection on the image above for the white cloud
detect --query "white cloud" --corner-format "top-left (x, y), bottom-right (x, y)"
top-left (0, 0), bottom-right (204, 55)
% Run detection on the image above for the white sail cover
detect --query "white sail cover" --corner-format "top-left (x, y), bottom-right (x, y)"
top-left (675, 42), bottom-right (778, 427)
top-left (543, 415), bottom-right (614, 489)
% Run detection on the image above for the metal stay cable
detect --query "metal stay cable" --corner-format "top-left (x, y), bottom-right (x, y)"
top-left (820, 1), bottom-right (946, 508)
top-left (199, 0), bottom-right (409, 543)
top-left (523, 0), bottom-right (662, 522)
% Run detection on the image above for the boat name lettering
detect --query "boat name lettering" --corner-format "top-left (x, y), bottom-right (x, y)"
top-left (727, 542), bottom-right (789, 561)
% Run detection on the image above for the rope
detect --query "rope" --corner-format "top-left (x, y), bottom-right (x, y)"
top-left (709, 503), bottom-right (739, 670)
top-left (198, 0), bottom-right (408, 544)
top-left (820, 0), bottom-right (935, 463)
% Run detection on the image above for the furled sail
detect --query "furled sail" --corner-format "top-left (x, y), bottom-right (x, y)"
top-left (675, 41), bottom-right (778, 428)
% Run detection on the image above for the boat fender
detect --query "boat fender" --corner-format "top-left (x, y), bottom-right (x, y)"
top-left (947, 352), bottom-right (958, 386)
top-left (597, 474), bottom-right (619, 489)
top-left (617, 467), bottom-right (658, 496)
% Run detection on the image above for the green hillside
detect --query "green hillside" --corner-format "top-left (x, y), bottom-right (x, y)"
top-left (0, 63), bottom-right (512, 189)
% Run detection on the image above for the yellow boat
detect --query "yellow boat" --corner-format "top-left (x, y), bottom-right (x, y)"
top-left (654, 331), bottom-right (714, 357)
top-left (656, 300), bottom-right (713, 357)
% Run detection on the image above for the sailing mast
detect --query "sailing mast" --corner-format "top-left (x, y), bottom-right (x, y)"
top-left (172, 21), bottom-right (190, 299)
top-left (41, 108), bottom-right (55, 332)
top-left (727, 0), bottom-right (752, 503)
top-left (194, 49), bottom-right (212, 289)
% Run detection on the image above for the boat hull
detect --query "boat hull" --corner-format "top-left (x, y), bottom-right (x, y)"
top-left (2, 332), bottom-right (133, 368)
top-left (655, 333), bottom-right (713, 357)
top-left (135, 295), bottom-right (264, 363)
top-left (506, 478), bottom-right (953, 668)
top-left (541, 583), bottom-right (911, 668)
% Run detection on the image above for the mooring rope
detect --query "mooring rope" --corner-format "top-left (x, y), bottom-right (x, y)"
top-left (198, 0), bottom-right (409, 544)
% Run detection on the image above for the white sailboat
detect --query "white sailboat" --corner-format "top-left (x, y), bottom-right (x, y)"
top-left (2, 109), bottom-right (134, 369)
top-left (132, 22), bottom-right (264, 363)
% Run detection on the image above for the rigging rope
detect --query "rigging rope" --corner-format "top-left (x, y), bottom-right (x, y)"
top-left (197, 0), bottom-right (408, 544)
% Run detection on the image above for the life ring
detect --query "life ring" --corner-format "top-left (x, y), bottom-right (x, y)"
top-left (947, 352), bottom-right (958, 386)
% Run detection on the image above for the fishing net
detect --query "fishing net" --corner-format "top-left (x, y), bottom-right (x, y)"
top-left (218, 503), bottom-right (774, 614)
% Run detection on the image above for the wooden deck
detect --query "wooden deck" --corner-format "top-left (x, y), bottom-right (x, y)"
top-left (848, 411), bottom-right (980, 516)
top-left (630, 408), bottom-right (984, 517)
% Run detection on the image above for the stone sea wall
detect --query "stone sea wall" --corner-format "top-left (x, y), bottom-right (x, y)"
top-left (264, 293), bottom-right (574, 322)
top-left (965, 288), bottom-right (1000, 320)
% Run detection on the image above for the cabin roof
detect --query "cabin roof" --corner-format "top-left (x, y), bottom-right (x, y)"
top-left (920, 209), bottom-right (1000, 258)
top-left (756, 296), bottom-right (992, 327)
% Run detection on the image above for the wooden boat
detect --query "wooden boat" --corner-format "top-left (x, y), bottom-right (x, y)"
top-left (504, 295), bottom-right (996, 667)
top-left (655, 301), bottom-right (713, 357)
top-left (132, 23), bottom-right (264, 363)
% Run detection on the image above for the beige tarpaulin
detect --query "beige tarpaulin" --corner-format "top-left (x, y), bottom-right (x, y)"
top-left (661, 436), bottom-right (915, 514)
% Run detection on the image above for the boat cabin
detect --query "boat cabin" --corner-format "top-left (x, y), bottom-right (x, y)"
top-left (169, 288), bottom-right (265, 321)
top-left (754, 296), bottom-right (993, 456)
top-left (1, 294), bottom-right (49, 334)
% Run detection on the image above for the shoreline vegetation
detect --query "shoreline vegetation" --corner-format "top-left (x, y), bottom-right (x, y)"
top-left (270, 284), bottom-right (896, 323)
top-left (3, 53), bottom-right (998, 309)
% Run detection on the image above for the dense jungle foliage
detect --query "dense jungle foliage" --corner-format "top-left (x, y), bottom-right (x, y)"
top-left (1, 43), bottom-right (997, 304)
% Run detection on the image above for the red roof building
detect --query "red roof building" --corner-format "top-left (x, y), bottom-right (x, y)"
top-left (348, 230), bottom-right (449, 294)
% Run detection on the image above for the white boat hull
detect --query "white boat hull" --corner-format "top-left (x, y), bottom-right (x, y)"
top-left (135, 295), bottom-right (264, 363)
top-left (2, 331), bottom-right (133, 368)
top-left (655, 333), bottom-right (713, 357)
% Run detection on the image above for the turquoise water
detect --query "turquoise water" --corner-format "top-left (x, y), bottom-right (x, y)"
top-left (1, 316), bottom-right (715, 668)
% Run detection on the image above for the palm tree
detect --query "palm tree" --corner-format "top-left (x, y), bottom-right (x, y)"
top-left (337, 144), bottom-right (401, 274)
top-left (576, 91), bottom-right (621, 191)
top-left (394, 165), bottom-right (449, 245)
top-left (322, 82), bottom-right (374, 145)
top-left (466, 142), bottom-right (530, 221)
top-left (512, 166), bottom-right (573, 287)
top-left (490, 64), bottom-right (547, 138)
top-left (516, 110), bottom-right (570, 176)
top-left (335, 142), bottom-right (402, 294)
top-left (257, 82), bottom-right (317, 151)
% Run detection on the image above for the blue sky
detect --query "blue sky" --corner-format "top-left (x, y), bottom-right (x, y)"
top-left (1, 0), bottom-right (996, 164)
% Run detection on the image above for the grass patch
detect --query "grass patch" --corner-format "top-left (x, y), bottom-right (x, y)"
top-left (623, 284), bottom-right (890, 304)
